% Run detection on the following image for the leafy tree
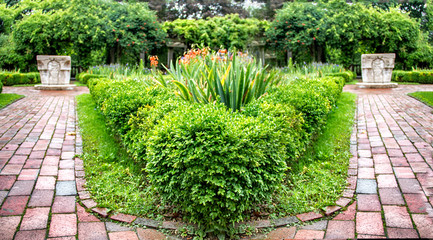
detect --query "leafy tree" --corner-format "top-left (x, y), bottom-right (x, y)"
top-left (0, 0), bottom-right (165, 69)
top-left (265, 2), bottom-right (324, 63)
top-left (163, 14), bottom-right (269, 50)
top-left (267, 0), bottom-right (432, 69)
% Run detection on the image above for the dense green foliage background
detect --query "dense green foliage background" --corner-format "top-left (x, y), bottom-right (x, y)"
top-left (0, 0), bottom-right (165, 69)
top-left (1, 0), bottom-right (433, 70)
top-left (266, 1), bottom-right (433, 68)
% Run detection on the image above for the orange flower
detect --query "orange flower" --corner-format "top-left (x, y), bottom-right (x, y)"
top-left (127, 25), bottom-right (130, 27)
top-left (313, 37), bottom-right (316, 40)
top-left (302, 23), bottom-right (305, 26)
top-left (150, 55), bottom-right (159, 67)
top-left (112, 29), bottom-right (116, 32)
top-left (219, 49), bottom-right (227, 54)
top-left (116, 38), bottom-right (119, 42)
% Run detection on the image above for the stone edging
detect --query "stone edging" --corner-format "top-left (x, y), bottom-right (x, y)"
top-left (73, 102), bottom-right (359, 232)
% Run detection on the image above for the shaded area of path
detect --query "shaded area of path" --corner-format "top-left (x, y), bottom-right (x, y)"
top-left (0, 85), bottom-right (433, 239)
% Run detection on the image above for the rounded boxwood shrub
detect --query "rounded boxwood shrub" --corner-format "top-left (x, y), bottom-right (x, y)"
top-left (145, 103), bottom-right (288, 234)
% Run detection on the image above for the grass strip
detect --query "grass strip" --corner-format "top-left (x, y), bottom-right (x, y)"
top-left (76, 94), bottom-right (158, 216)
top-left (0, 93), bottom-right (24, 109)
top-left (276, 92), bottom-right (357, 215)
top-left (408, 91), bottom-right (433, 108)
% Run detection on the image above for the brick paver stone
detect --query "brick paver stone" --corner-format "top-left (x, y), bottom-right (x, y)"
top-left (56, 181), bottom-right (77, 196)
top-left (333, 201), bottom-right (356, 220)
top-left (35, 176), bottom-right (56, 190)
top-left (14, 230), bottom-right (46, 240)
top-left (394, 167), bottom-right (416, 178)
top-left (49, 214), bottom-right (77, 237)
top-left (28, 189), bottom-right (54, 207)
top-left (325, 220), bottom-right (355, 239)
top-left (78, 222), bottom-right (108, 240)
top-left (52, 196), bottom-right (76, 213)
top-left (379, 188), bottom-right (405, 205)
top-left (108, 231), bottom-right (139, 240)
top-left (0, 216), bottom-right (21, 239)
top-left (0, 164), bottom-right (23, 175)
top-left (8, 180), bottom-right (35, 196)
top-left (356, 179), bottom-right (377, 194)
top-left (105, 222), bottom-right (132, 232)
top-left (398, 178), bottom-right (422, 193)
top-left (136, 228), bottom-right (166, 240)
top-left (383, 206), bottom-right (413, 228)
top-left (356, 212), bottom-right (384, 236)
top-left (412, 214), bottom-right (433, 238)
top-left (0, 195), bottom-right (29, 216)
top-left (20, 207), bottom-right (50, 230)
top-left (404, 193), bottom-right (429, 213)
top-left (294, 230), bottom-right (325, 239)
top-left (17, 169), bottom-right (39, 181)
top-left (387, 228), bottom-right (419, 238)
top-left (0, 175), bottom-right (16, 190)
top-left (76, 203), bottom-right (100, 222)
top-left (357, 194), bottom-right (381, 211)
top-left (377, 174), bottom-right (398, 188)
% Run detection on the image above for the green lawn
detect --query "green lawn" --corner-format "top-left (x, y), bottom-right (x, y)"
top-left (76, 91), bottom-right (357, 220)
top-left (0, 93), bottom-right (24, 109)
top-left (76, 94), bottom-right (158, 216)
top-left (408, 91), bottom-right (433, 108)
top-left (276, 92), bottom-right (357, 215)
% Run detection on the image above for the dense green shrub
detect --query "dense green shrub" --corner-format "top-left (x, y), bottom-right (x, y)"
top-left (76, 72), bottom-right (106, 84)
top-left (0, 72), bottom-right (40, 86)
top-left (146, 103), bottom-right (288, 234)
top-left (0, 79), bottom-right (3, 93)
top-left (88, 74), bottom-right (344, 236)
top-left (325, 71), bottom-right (355, 83)
top-left (392, 70), bottom-right (433, 83)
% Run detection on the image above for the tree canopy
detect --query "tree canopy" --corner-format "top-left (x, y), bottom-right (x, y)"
top-left (0, 0), bottom-right (165, 69)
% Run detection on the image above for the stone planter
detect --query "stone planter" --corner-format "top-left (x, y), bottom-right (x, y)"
top-left (35, 55), bottom-right (75, 90)
top-left (357, 53), bottom-right (397, 89)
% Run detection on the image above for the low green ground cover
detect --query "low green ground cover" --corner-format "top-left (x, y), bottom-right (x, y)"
top-left (408, 91), bottom-right (433, 108)
top-left (0, 93), bottom-right (24, 109)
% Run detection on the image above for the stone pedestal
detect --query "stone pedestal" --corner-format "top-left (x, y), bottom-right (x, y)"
top-left (35, 55), bottom-right (75, 90)
top-left (357, 53), bottom-right (398, 89)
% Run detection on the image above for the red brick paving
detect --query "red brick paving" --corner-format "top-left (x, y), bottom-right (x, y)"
top-left (356, 212), bottom-right (385, 235)
top-left (20, 207), bottom-right (50, 230)
top-left (108, 231), bottom-right (139, 240)
top-left (2, 83), bottom-right (433, 239)
top-left (78, 222), bottom-right (108, 240)
top-left (14, 229), bottom-right (46, 240)
top-left (49, 214), bottom-right (77, 237)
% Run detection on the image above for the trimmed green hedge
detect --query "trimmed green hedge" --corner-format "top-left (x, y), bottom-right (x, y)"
top-left (87, 75), bottom-right (344, 234)
top-left (0, 79), bottom-right (3, 93)
top-left (392, 70), bottom-right (433, 84)
top-left (0, 72), bottom-right (40, 86)
top-left (325, 71), bottom-right (355, 83)
top-left (76, 72), bottom-right (107, 85)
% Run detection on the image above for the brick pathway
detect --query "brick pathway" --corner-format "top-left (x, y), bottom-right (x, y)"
top-left (1, 85), bottom-right (433, 239)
